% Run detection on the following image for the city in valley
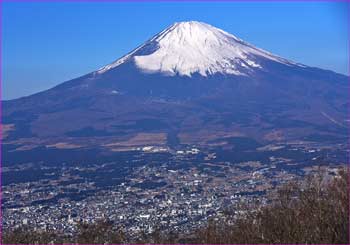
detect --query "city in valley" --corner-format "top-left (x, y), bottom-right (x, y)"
top-left (3, 138), bottom-right (347, 238)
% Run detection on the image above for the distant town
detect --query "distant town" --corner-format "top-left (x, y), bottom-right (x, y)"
top-left (2, 139), bottom-right (347, 238)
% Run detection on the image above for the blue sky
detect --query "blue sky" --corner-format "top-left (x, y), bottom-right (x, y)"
top-left (2, 1), bottom-right (349, 100)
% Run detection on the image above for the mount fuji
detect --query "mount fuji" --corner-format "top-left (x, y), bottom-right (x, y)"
top-left (97, 21), bottom-right (299, 77)
top-left (2, 21), bottom-right (349, 162)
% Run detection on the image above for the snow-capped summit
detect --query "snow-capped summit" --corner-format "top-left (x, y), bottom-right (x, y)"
top-left (4, 20), bottom-right (348, 155)
top-left (98, 21), bottom-right (300, 77)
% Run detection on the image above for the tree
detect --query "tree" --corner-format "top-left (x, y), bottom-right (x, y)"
top-left (194, 168), bottom-right (349, 244)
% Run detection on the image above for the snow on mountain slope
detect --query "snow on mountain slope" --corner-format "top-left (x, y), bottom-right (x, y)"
top-left (98, 21), bottom-right (302, 77)
top-left (2, 20), bottom-right (348, 156)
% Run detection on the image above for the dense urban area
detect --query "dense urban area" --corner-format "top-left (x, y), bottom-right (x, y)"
top-left (2, 138), bottom-right (347, 240)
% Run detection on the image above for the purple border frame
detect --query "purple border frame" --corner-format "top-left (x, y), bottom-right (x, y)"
top-left (0, 0), bottom-right (349, 245)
